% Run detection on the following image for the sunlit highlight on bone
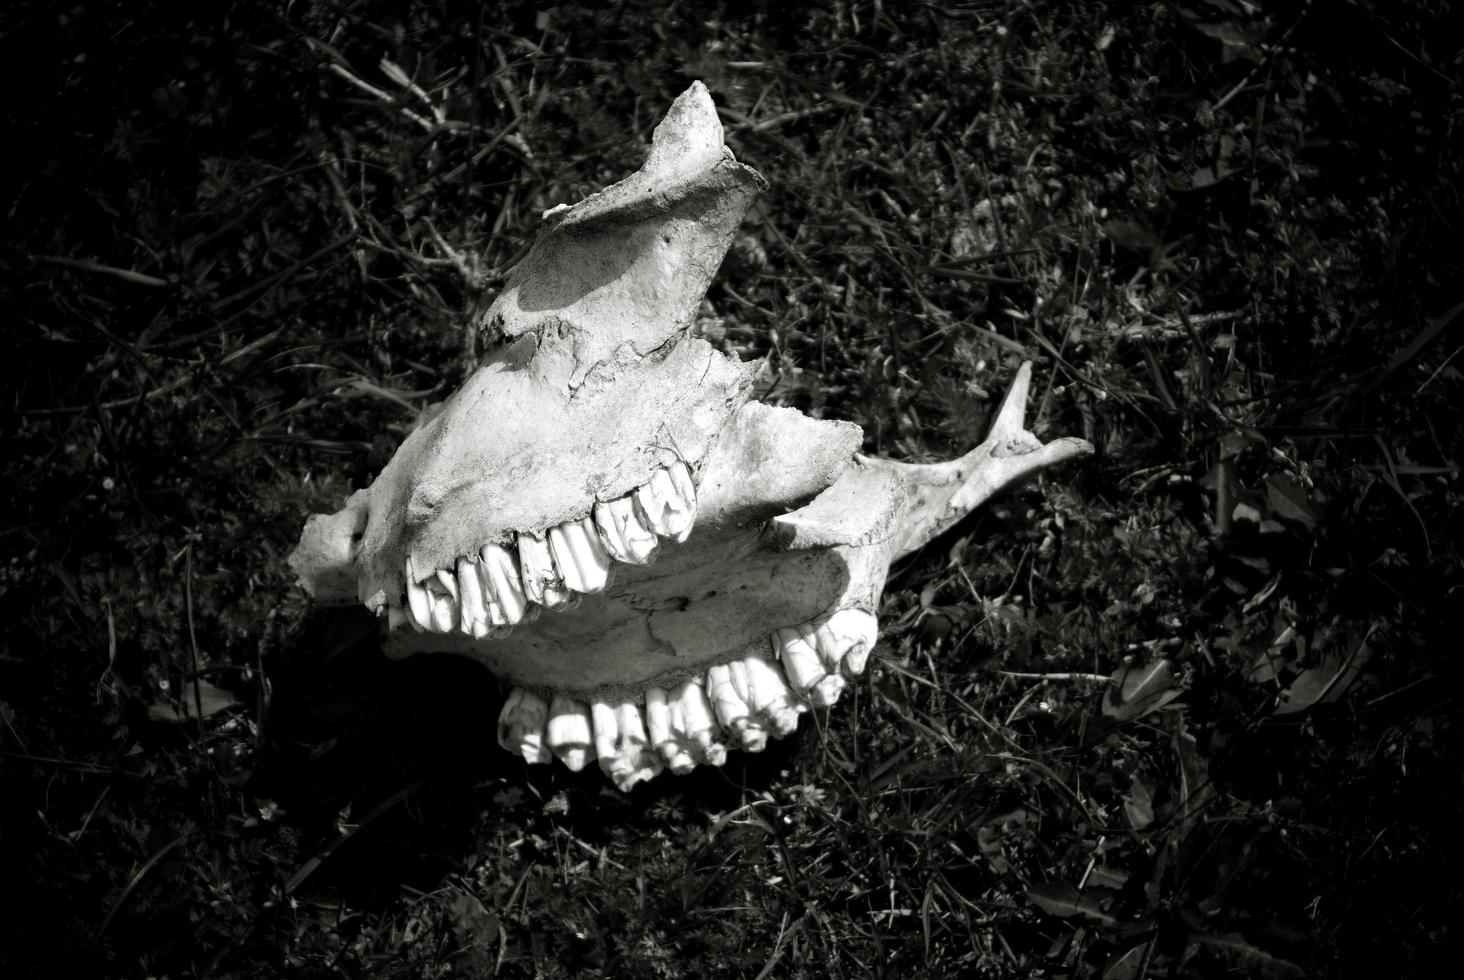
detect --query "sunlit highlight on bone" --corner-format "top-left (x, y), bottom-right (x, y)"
top-left (286, 82), bottom-right (1092, 791)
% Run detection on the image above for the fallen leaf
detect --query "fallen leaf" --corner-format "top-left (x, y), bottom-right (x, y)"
top-left (1191, 931), bottom-right (1305, 978)
top-left (1103, 659), bottom-right (1178, 721)
top-left (1274, 636), bottom-right (1374, 715)
top-left (1123, 774), bottom-right (1155, 830)
top-left (1265, 474), bottom-right (1318, 530)
top-left (148, 680), bottom-right (241, 723)
top-left (1027, 882), bottom-right (1120, 927)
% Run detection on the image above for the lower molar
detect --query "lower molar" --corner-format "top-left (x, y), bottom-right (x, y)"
top-left (821, 608), bottom-right (878, 678)
top-left (667, 678), bottom-right (728, 767)
top-left (497, 688), bottom-right (552, 764)
top-left (705, 662), bottom-right (769, 752)
top-left (740, 654), bottom-right (806, 736)
top-left (590, 699), bottom-right (663, 791)
top-left (775, 624), bottom-right (843, 708)
top-left (546, 696), bottom-right (594, 772)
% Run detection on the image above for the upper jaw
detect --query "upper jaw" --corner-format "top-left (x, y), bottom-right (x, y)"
top-left (349, 333), bottom-right (753, 612)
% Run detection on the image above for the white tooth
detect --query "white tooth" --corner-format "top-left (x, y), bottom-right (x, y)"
top-left (636, 467), bottom-right (694, 543)
top-left (496, 688), bottom-right (552, 764)
top-left (549, 518), bottom-right (611, 594)
top-left (602, 496), bottom-right (659, 565)
top-left (589, 699), bottom-right (621, 774)
top-left (822, 608), bottom-right (880, 678)
top-left (706, 663), bottom-right (768, 752)
top-left (479, 543), bottom-right (528, 624)
top-left (428, 568), bottom-right (459, 633)
top-left (667, 460), bottom-right (698, 534)
top-left (614, 701), bottom-right (663, 790)
top-left (545, 696), bottom-right (594, 772)
top-left (775, 626), bottom-right (825, 697)
top-left (669, 679), bottom-right (727, 766)
top-left (742, 655), bottom-right (805, 737)
top-left (591, 699), bottom-right (662, 790)
top-left (800, 622), bottom-right (849, 707)
top-left (457, 556), bottom-right (487, 636)
top-left (668, 459), bottom-right (697, 507)
top-left (593, 501), bottom-right (632, 562)
top-left (517, 532), bottom-right (575, 609)
top-left (404, 556), bottom-right (431, 632)
top-left (645, 686), bottom-right (696, 774)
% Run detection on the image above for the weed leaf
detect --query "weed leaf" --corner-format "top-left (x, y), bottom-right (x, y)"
top-left (1103, 659), bottom-right (1178, 721)
top-left (1027, 882), bottom-right (1120, 927)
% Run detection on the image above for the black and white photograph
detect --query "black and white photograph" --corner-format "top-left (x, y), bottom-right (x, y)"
top-left (2, 1), bottom-right (1460, 975)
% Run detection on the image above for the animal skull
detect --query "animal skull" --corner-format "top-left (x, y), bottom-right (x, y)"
top-left (288, 82), bottom-right (1091, 790)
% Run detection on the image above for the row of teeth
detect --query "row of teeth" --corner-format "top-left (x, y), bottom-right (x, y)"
top-left (388, 462), bottom-right (697, 635)
top-left (494, 608), bottom-right (878, 791)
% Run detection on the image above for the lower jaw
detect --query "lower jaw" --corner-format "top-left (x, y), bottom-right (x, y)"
top-left (493, 606), bottom-right (878, 791)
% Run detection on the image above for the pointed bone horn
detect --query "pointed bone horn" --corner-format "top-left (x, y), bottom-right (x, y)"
top-left (866, 362), bottom-right (1093, 560)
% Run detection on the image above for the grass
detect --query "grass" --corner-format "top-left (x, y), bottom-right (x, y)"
top-left (3, 0), bottom-right (1461, 976)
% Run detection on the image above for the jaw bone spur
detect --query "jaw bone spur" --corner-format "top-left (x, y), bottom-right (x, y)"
top-left (288, 82), bottom-right (1092, 790)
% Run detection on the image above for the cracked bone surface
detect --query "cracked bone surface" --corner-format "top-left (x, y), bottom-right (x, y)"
top-left (288, 82), bottom-right (1092, 791)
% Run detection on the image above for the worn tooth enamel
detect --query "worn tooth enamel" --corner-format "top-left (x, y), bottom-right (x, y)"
top-left (775, 625), bottom-right (827, 702)
top-left (404, 556), bottom-right (432, 632)
top-left (645, 686), bottom-right (697, 774)
top-left (517, 531), bottom-right (575, 609)
top-left (667, 460), bottom-right (698, 536)
top-left (592, 501), bottom-right (632, 562)
top-left (603, 495), bottom-right (659, 565)
top-left (803, 622), bottom-right (849, 706)
top-left (456, 556), bottom-right (487, 636)
top-left (742, 655), bottom-right (805, 736)
top-left (706, 663), bottom-right (768, 752)
top-left (546, 696), bottom-right (594, 771)
top-left (589, 700), bottom-right (620, 774)
top-left (669, 678), bottom-right (727, 766)
top-left (427, 568), bottom-right (459, 632)
top-left (479, 542), bottom-right (528, 624)
top-left (386, 605), bottom-right (409, 632)
top-left (616, 701), bottom-right (664, 788)
top-left (636, 466), bottom-right (694, 543)
top-left (496, 688), bottom-right (552, 764)
top-left (823, 608), bottom-right (880, 678)
top-left (589, 699), bottom-right (663, 791)
top-left (549, 518), bottom-right (611, 594)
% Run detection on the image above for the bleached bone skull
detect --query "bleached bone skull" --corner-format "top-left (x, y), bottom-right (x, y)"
top-left (289, 82), bottom-right (1091, 790)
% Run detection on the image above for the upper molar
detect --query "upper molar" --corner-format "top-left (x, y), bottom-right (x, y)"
top-left (456, 555), bottom-right (489, 637)
top-left (404, 555), bottom-right (432, 632)
top-left (517, 532), bottom-right (575, 610)
top-left (428, 568), bottom-right (460, 633)
top-left (478, 542), bottom-right (528, 626)
top-left (594, 495), bottom-right (659, 566)
top-left (635, 462), bottom-right (696, 543)
top-left (549, 517), bottom-right (611, 595)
